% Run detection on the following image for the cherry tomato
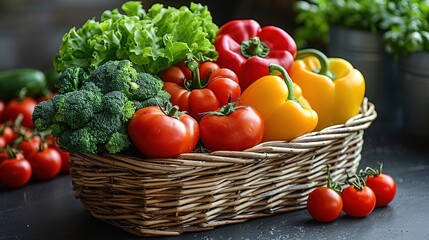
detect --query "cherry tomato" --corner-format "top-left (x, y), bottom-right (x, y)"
top-left (4, 97), bottom-right (37, 128)
top-left (342, 185), bottom-right (376, 217)
top-left (0, 149), bottom-right (24, 164)
top-left (0, 125), bottom-right (17, 145)
top-left (128, 105), bottom-right (199, 158)
top-left (366, 173), bottom-right (396, 207)
top-left (18, 135), bottom-right (44, 158)
top-left (161, 59), bottom-right (241, 121)
top-left (28, 147), bottom-right (62, 181)
top-left (0, 136), bottom-right (5, 149)
top-left (0, 157), bottom-right (32, 189)
top-left (307, 186), bottom-right (343, 222)
top-left (199, 103), bottom-right (264, 151)
top-left (50, 141), bottom-right (71, 173)
top-left (0, 99), bottom-right (4, 123)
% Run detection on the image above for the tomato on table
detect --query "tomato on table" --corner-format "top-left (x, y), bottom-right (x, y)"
top-left (128, 103), bottom-right (199, 158)
top-left (342, 174), bottom-right (376, 217)
top-left (199, 99), bottom-right (264, 151)
top-left (28, 147), bottom-right (62, 181)
top-left (161, 59), bottom-right (241, 121)
top-left (363, 163), bottom-right (397, 207)
top-left (4, 96), bottom-right (37, 128)
top-left (307, 166), bottom-right (343, 222)
top-left (0, 148), bottom-right (32, 189)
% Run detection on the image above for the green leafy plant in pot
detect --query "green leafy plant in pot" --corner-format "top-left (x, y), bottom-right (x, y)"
top-left (382, 1), bottom-right (429, 137)
top-left (293, 0), bottom-right (400, 123)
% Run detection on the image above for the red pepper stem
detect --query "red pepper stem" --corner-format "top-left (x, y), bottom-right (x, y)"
top-left (295, 49), bottom-right (335, 80)
top-left (241, 37), bottom-right (270, 58)
top-left (268, 64), bottom-right (296, 102)
top-left (186, 59), bottom-right (203, 89)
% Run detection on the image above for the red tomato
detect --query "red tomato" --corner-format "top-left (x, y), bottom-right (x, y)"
top-left (199, 104), bottom-right (264, 151)
top-left (307, 186), bottom-right (343, 222)
top-left (128, 105), bottom-right (199, 158)
top-left (366, 173), bottom-right (396, 207)
top-left (0, 136), bottom-right (5, 149)
top-left (0, 100), bottom-right (4, 123)
top-left (28, 147), bottom-right (62, 181)
top-left (50, 141), bottom-right (71, 173)
top-left (0, 149), bottom-right (24, 164)
top-left (0, 125), bottom-right (17, 145)
top-left (342, 185), bottom-right (376, 217)
top-left (0, 157), bottom-right (32, 189)
top-left (4, 97), bottom-right (37, 128)
top-left (161, 60), bottom-right (241, 121)
top-left (18, 136), bottom-right (44, 159)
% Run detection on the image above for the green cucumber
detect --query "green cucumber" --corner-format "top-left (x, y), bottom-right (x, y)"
top-left (0, 68), bottom-right (48, 101)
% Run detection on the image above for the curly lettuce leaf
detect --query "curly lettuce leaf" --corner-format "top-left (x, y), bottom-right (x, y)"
top-left (54, 1), bottom-right (218, 75)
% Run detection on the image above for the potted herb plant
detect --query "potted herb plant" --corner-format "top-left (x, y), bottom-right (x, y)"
top-left (294, 0), bottom-right (399, 123)
top-left (383, 1), bottom-right (429, 137)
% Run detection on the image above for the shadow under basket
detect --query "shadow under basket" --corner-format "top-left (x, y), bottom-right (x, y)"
top-left (70, 98), bottom-right (377, 237)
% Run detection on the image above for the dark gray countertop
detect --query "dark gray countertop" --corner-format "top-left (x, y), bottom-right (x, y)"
top-left (1, 120), bottom-right (428, 240)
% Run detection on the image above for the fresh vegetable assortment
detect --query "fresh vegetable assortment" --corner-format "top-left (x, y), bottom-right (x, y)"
top-left (1, 2), bottom-right (389, 225)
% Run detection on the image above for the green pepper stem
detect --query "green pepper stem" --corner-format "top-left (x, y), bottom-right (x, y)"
top-left (241, 37), bottom-right (270, 58)
top-left (295, 49), bottom-right (335, 80)
top-left (186, 59), bottom-right (204, 90)
top-left (268, 64), bottom-right (297, 102)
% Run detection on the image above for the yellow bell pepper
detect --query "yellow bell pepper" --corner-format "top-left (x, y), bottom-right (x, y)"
top-left (289, 49), bottom-right (365, 130)
top-left (240, 64), bottom-right (318, 142)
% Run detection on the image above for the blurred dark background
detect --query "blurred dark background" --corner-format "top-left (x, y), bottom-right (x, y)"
top-left (0, 0), bottom-right (300, 72)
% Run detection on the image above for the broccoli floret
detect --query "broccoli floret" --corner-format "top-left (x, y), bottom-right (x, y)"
top-left (105, 132), bottom-right (131, 154)
top-left (131, 72), bottom-right (164, 100)
top-left (88, 60), bottom-right (139, 97)
top-left (33, 99), bottom-right (56, 131)
top-left (134, 90), bottom-right (171, 110)
top-left (103, 91), bottom-right (135, 121)
top-left (80, 81), bottom-right (102, 94)
top-left (87, 113), bottom-right (123, 144)
top-left (55, 90), bottom-right (103, 129)
top-left (67, 128), bottom-right (98, 154)
top-left (56, 66), bottom-right (89, 94)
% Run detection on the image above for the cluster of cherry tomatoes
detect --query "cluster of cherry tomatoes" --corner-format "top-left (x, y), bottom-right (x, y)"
top-left (306, 164), bottom-right (397, 222)
top-left (0, 94), bottom-right (70, 189)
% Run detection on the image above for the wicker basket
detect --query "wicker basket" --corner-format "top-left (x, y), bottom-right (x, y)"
top-left (70, 98), bottom-right (377, 237)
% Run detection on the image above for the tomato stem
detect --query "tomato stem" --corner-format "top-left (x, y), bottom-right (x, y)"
top-left (326, 165), bottom-right (343, 193)
top-left (186, 59), bottom-right (204, 90)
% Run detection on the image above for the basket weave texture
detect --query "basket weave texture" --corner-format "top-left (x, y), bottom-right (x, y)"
top-left (70, 98), bottom-right (377, 237)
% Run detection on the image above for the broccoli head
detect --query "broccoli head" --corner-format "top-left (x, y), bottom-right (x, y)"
top-left (131, 72), bottom-right (164, 101)
top-left (55, 89), bottom-right (103, 129)
top-left (32, 98), bottom-right (57, 131)
top-left (134, 90), bottom-right (171, 110)
top-left (32, 60), bottom-right (172, 155)
top-left (88, 60), bottom-right (139, 97)
top-left (56, 66), bottom-right (89, 94)
top-left (103, 91), bottom-right (135, 121)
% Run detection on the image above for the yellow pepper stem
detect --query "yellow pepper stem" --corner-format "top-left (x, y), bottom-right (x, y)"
top-left (268, 63), bottom-right (298, 103)
top-left (295, 49), bottom-right (336, 80)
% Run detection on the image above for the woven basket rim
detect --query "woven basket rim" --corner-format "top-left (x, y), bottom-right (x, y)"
top-left (77, 97), bottom-right (377, 162)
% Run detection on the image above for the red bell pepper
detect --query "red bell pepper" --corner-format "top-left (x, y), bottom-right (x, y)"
top-left (161, 59), bottom-right (241, 121)
top-left (214, 19), bottom-right (297, 91)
